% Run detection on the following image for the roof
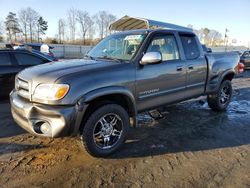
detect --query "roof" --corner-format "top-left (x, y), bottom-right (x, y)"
top-left (25, 43), bottom-right (54, 49)
top-left (0, 48), bottom-right (52, 61)
top-left (109, 15), bottom-right (193, 32)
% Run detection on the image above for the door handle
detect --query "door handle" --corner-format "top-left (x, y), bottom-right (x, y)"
top-left (176, 66), bottom-right (183, 71)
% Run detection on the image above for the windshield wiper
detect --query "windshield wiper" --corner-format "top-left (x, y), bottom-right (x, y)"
top-left (84, 54), bottom-right (95, 60)
top-left (95, 56), bottom-right (124, 63)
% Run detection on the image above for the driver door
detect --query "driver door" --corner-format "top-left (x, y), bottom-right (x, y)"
top-left (136, 33), bottom-right (187, 111)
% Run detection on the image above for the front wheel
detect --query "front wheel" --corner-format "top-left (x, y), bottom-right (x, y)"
top-left (207, 80), bottom-right (232, 111)
top-left (82, 104), bottom-right (129, 157)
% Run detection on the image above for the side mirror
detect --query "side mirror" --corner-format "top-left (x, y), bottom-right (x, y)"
top-left (207, 48), bottom-right (212, 53)
top-left (140, 52), bottom-right (162, 65)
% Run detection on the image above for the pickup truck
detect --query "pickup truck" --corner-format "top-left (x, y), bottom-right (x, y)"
top-left (10, 28), bottom-right (243, 157)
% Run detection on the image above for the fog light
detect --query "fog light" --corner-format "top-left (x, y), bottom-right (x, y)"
top-left (40, 122), bottom-right (52, 135)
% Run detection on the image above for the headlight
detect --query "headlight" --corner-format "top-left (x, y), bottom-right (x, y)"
top-left (33, 84), bottom-right (69, 101)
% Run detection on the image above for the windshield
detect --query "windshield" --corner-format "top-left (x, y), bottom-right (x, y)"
top-left (87, 33), bottom-right (146, 61)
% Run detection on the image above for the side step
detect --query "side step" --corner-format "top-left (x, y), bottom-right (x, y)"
top-left (148, 109), bottom-right (163, 120)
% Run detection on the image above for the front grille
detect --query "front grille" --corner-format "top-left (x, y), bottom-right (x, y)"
top-left (16, 77), bottom-right (30, 99)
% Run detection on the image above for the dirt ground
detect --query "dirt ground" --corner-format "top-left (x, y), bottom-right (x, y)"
top-left (0, 72), bottom-right (250, 188)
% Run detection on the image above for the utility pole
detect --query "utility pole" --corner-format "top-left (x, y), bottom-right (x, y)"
top-left (224, 28), bottom-right (229, 52)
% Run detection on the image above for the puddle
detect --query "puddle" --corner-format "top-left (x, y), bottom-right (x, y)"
top-left (227, 100), bottom-right (250, 119)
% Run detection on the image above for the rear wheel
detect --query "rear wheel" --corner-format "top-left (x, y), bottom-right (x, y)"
top-left (207, 80), bottom-right (232, 111)
top-left (82, 104), bottom-right (129, 157)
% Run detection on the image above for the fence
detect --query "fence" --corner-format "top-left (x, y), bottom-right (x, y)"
top-left (1, 42), bottom-right (248, 59)
top-left (50, 44), bottom-right (248, 59)
top-left (211, 46), bottom-right (248, 53)
top-left (50, 44), bottom-right (93, 59)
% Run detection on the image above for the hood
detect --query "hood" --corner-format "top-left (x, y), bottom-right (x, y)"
top-left (18, 59), bottom-right (118, 83)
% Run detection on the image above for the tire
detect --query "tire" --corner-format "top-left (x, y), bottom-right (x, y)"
top-left (82, 104), bottom-right (129, 157)
top-left (207, 80), bottom-right (232, 111)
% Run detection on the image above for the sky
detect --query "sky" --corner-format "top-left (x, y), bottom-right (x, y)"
top-left (0, 0), bottom-right (249, 47)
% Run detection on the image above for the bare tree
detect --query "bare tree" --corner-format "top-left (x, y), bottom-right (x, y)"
top-left (86, 16), bottom-right (95, 41)
top-left (194, 28), bottom-right (205, 43)
top-left (208, 30), bottom-right (222, 46)
top-left (76, 10), bottom-right (92, 44)
top-left (95, 11), bottom-right (107, 39)
top-left (0, 20), bottom-right (4, 42)
top-left (0, 20), bottom-right (3, 35)
top-left (26, 7), bottom-right (39, 43)
top-left (192, 26), bottom-right (223, 46)
top-left (67, 8), bottom-right (77, 42)
top-left (104, 13), bottom-right (116, 37)
top-left (18, 9), bottom-right (29, 42)
top-left (187, 24), bottom-right (193, 29)
top-left (95, 11), bottom-right (116, 39)
top-left (58, 19), bottom-right (66, 43)
top-left (203, 28), bottom-right (210, 45)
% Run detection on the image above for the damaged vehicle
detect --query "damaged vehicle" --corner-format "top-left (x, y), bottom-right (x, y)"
top-left (10, 16), bottom-right (243, 157)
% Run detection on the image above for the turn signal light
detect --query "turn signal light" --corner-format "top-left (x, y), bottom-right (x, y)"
top-left (55, 86), bottom-right (69, 99)
top-left (237, 63), bottom-right (244, 73)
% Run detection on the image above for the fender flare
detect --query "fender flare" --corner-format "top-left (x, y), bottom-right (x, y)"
top-left (218, 70), bottom-right (235, 88)
top-left (206, 69), bottom-right (235, 94)
top-left (75, 86), bottom-right (137, 132)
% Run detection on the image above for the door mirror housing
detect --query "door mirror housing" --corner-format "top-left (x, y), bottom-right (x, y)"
top-left (140, 52), bottom-right (162, 65)
top-left (207, 48), bottom-right (212, 53)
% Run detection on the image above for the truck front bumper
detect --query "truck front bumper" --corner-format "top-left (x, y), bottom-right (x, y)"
top-left (10, 91), bottom-right (87, 138)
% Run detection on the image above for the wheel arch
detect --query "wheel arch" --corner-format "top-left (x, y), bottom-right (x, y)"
top-left (206, 70), bottom-right (235, 94)
top-left (78, 87), bottom-right (137, 134)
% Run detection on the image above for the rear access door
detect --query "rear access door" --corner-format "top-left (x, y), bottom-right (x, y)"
top-left (179, 34), bottom-right (207, 98)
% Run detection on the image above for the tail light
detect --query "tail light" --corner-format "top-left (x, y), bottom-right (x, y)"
top-left (237, 62), bottom-right (245, 73)
top-left (48, 52), bottom-right (54, 57)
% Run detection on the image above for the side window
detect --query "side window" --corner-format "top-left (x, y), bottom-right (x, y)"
top-left (32, 46), bottom-right (41, 51)
top-left (15, 53), bottom-right (44, 65)
top-left (0, 52), bottom-right (12, 65)
top-left (147, 35), bottom-right (180, 61)
top-left (180, 35), bottom-right (200, 60)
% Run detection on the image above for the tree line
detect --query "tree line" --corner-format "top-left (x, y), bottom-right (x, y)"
top-left (3, 8), bottom-right (48, 43)
top-left (0, 8), bottom-right (225, 47)
top-left (187, 24), bottom-right (224, 46)
top-left (57, 9), bottom-right (116, 45)
top-left (0, 7), bottom-right (116, 45)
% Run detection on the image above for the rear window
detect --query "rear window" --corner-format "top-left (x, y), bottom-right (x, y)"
top-left (31, 46), bottom-right (40, 51)
top-left (15, 52), bottom-right (44, 65)
top-left (0, 52), bottom-right (12, 65)
top-left (180, 35), bottom-right (200, 60)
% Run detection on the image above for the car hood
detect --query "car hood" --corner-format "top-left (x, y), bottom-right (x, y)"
top-left (18, 59), bottom-right (119, 84)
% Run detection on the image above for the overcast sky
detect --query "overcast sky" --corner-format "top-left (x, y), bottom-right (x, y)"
top-left (0, 0), bottom-right (249, 46)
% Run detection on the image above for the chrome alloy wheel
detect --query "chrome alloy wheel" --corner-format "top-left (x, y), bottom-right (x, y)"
top-left (219, 84), bottom-right (231, 105)
top-left (93, 113), bottom-right (123, 150)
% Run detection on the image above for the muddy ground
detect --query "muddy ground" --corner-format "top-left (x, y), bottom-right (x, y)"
top-left (0, 72), bottom-right (250, 188)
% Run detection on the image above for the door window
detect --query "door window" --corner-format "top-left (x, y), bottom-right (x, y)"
top-left (15, 52), bottom-right (44, 65)
top-left (180, 35), bottom-right (200, 60)
top-left (146, 35), bottom-right (180, 61)
top-left (0, 52), bottom-right (12, 65)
